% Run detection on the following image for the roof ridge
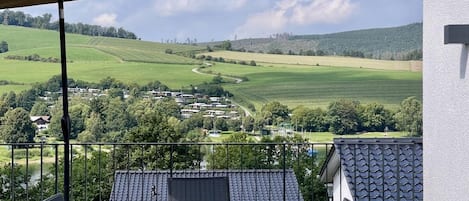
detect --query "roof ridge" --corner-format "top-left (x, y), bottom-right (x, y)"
top-left (333, 137), bottom-right (422, 144)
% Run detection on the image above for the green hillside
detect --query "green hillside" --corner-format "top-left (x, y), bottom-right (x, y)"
top-left (0, 25), bottom-right (211, 90)
top-left (0, 25), bottom-right (422, 109)
top-left (200, 62), bottom-right (422, 109)
top-left (204, 23), bottom-right (422, 60)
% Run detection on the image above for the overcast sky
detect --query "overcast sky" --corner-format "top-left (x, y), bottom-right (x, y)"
top-left (11, 0), bottom-right (422, 42)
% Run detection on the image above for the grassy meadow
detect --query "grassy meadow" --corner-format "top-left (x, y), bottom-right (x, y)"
top-left (202, 62), bottom-right (422, 109)
top-left (0, 25), bottom-right (211, 93)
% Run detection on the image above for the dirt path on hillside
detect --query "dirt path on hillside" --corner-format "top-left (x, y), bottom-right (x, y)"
top-left (192, 67), bottom-right (251, 116)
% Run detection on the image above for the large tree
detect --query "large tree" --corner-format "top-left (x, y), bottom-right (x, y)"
top-left (0, 108), bottom-right (36, 143)
top-left (291, 106), bottom-right (327, 132)
top-left (360, 103), bottom-right (394, 132)
top-left (394, 97), bottom-right (422, 136)
top-left (327, 99), bottom-right (361, 135)
top-left (30, 101), bottom-right (49, 116)
top-left (261, 101), bottom-right (290, 125)
top-left (118, 111), bottom-right (201, 169)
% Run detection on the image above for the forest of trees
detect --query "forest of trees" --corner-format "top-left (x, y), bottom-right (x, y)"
top-left (0, 10), bottom-right (137, 39)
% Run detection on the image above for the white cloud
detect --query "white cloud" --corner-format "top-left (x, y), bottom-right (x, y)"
top-left (153, 0), bottom-right (248, 16)
top-left (93, 13), bottom-right (118, 27)
top-left (234, 0), bottom-right (357, 38)
top-left (233, 9), bottom-right (289, 39)
top-left (290, 0), bottom-right (356, 25)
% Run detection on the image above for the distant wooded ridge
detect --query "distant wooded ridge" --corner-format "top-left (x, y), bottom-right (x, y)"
top-left (0, 10), bottom-right (138, 39)
top-left (202, 23), bottom-right (422, 61)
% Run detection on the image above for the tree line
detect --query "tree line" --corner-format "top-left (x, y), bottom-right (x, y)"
top-left (1, 10), bottom-right (137, 39)
top-left (5, 54), bottom-right (61, 63)
top-left (247, 98), bottom-right (422, 136)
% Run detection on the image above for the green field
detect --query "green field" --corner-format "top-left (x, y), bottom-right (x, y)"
top-left (201, 51), bottom-right (422, 71)
top-left (0, 25), bottom-right (422, 109)
top-left (202, 62), bottom-right (422, 109)
top-left (0, 25), bottom-right (211, 93)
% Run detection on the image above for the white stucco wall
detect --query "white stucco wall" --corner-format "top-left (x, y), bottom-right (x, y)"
top-left (424, 1), bottom-right (469, 200)
top-left (333, 169), bottom-right (353, 201)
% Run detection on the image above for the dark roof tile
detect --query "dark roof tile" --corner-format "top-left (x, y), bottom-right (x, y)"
top-left (334, 138), bottom-right (423, 201)
top-left (110, 169), bottom-right (303, 201)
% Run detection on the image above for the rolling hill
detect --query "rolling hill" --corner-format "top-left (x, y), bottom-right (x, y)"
top-left (0, 25), bottom-right (213, 92)
top-left (0, 25), bottom-right (422, 109)
top-left (203, 23), bottom-right (422, 60)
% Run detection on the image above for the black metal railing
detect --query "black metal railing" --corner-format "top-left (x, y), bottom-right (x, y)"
top-left (0, 142), bottom-right (333, 201)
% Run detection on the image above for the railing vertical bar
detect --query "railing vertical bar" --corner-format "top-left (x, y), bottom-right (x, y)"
top-left (354, 144), bottom-right (357, 201)
top-left (325, 144), bottom-right (329, 201)
top-left (282, 143), bottom-right (287, 201)
top-left (112, 144), bottom-right (116, 201)
top-left (10, 145), bottom-right (14, 201)
top-left (225, 144), bottom-right (229, 170)
top-left (40, 142), bottom-right (44, 200)
top-left (198, 145), bottom-right (201, 172)
top-left (98, 144), bottom-right (102, 201)
top-left (381, 144), bottom-right (385, 200)
top-left (70, 144), bottom-right (73, 201)
top-left (369, 144), bottom-right (372, 200)
top-left (240, 144), bottom-right (244, 201)
top-left (311, 144), bottom-right (314, 201)
top-left (339, 153), bottom-right (342, 201)
top-left (141, 145), bottom-right (144, 201)
top-left (26, 146), bottom-right (29, 201)
top-left (84, 145), bottom-right (88, 201)
top-left (126, 145), bottom-right (130, 201)
top-left (297, 143), bottom-right (300, 201)
top-left (55, 144), bottom-right (59, 194)
top-left (170, 144), bottom-right (174, 178)
top-left (412, 144), bottom-right (416, 200)
top-left (254, 144), bottom-right (258, 201)
top-left (396, 144), bottom-right (400, 201)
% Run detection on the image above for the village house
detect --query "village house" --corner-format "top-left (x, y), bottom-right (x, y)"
top-left (30, 116), bottom-right (51, 131)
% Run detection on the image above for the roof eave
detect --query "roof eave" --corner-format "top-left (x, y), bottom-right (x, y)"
top-left (319, 145), bottom-right (340, 183)
top-left (0, 0), bottom-right (74, 9)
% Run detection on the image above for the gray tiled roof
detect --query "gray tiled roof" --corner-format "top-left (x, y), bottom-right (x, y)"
top-left (110, 169), bottom-right (304, 201)
top-left (333, 138), bottom-right (423, 201)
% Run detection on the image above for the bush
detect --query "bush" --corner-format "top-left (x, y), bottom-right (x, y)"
top-left (165, 49), bottom-right (173, 54)
top-left (0, 41), bottom-right (8, 53)
top-left (249, 60), bottom-right (257, 66)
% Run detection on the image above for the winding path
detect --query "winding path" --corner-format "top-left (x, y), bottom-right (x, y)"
top-left (192, 67), bottom-right (252, 116)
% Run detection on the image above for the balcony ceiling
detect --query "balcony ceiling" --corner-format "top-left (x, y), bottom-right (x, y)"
top-left (0, 0), bottom-right (74, 9)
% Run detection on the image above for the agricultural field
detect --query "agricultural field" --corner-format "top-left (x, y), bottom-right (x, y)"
top-left (0, 25), bottom-right (211, 94)
top-left (200, 51), bottom-right (422, 71)
top-left (201, 62), bottom-right (422, 109)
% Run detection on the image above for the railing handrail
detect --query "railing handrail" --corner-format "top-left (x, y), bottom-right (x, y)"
top-left (0, 142), bottom-right (333, 146)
